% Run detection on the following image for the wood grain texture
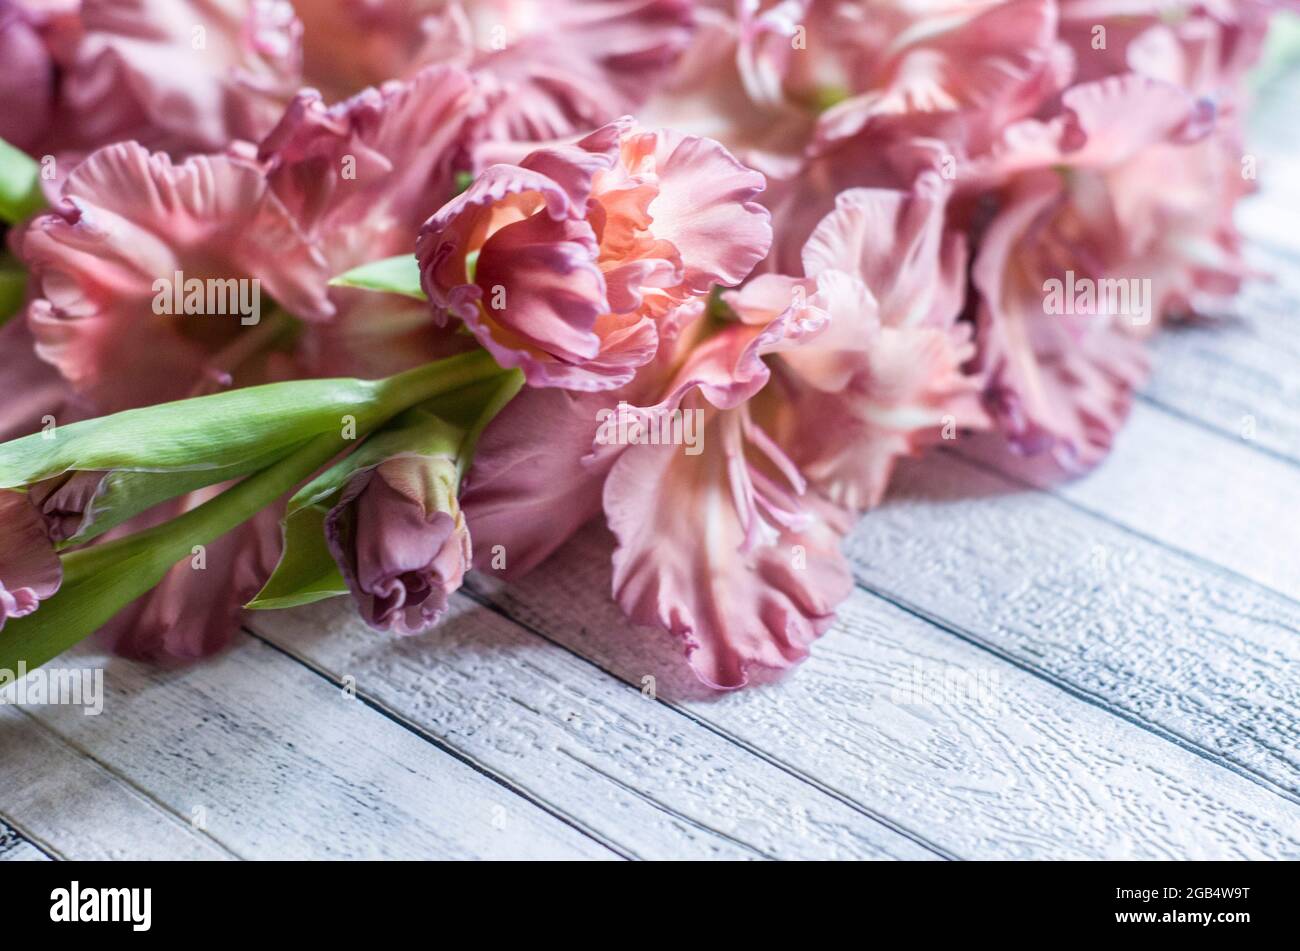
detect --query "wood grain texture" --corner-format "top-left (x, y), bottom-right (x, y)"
top-left (245, 597), bottom-right (936, 860)
top-left (0, 705), bottom-right (226, 860)
top-left (16, 643), bottom-right (613, 860)
top-left (1142, 241), bottom-right (1300, 463)
top-left (843, 452), bottom-right (1300, 798)
top-left (955, 400), bottom-right (1300, 600)
top-left (0, 817), bottom-right (48, 862)
top-left (466, 526), bottom-right (1300, 859)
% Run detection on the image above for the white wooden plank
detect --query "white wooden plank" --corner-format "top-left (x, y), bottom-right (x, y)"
top-left (843, 451), bottom-right (1300, 796)
top-left (955, 400), bottom-right (1300, 599)
top-left (467, 525), bottom-right (1300, 858)
top-left (1143, 241), bottom-right (1300, 463)
top-left (0, 817), bottom-right (49, 862)
top-left (246, 596), bottom-right (936, 860)
top-left (0, 705), bottom-right (227, 859)
top-left (22, 640), bottom-right (614, 860)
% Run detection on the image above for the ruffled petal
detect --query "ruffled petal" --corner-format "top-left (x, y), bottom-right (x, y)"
top-left (605, 403), bottom-right (851, 689)
top-left (971, 172), bottom-right (1150, 470)
top-left (53, 0), bottom-right (303, 156)
top-left (21, 142), bottom-right (331, 410)
top-left (633, 128), bottom-right (773, 293)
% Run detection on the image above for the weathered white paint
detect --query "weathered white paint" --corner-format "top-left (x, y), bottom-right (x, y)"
top-left (16, 642), bottom-right (614, 860)
top-left (0, 705), bottom-right (227, 860)
top-left (468, 526), bottom-right (1300, 859)
top-left (955, 400), bottom-right (1300, 600)
top-left (247, 596), bottom-right (935, 860)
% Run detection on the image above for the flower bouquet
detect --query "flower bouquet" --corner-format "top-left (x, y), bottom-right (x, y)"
top-left (0, 0), bottom-right (1291, 689)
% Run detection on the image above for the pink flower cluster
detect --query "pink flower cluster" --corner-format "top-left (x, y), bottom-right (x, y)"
top-left (0, 0), bottom-right (1286, 687)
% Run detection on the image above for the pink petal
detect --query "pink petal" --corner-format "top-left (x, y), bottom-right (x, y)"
top-left (0, 489), bottom-right (62, 629)
top-left (95, 490), bottom-right (281, 661)
top-left (54, 0), bottom-right (304, 156)
top-left (21, 142), bottom-right (331, 411)
top-left (801, 175), bottom-right (967, 331)
top-left (605, 404), bottom-right (851, 689)
top-left (462, 386), bottom-right (616, 579)
top-left (634, 128), bottom-right (773, 293)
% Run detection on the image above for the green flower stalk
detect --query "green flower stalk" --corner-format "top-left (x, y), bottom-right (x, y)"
top-left (0, 349), bottom-right (514, 672)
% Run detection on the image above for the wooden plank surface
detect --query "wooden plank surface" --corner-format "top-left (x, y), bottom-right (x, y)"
top-left (245, 598), bottom-right (936, 860)
top-left (0, 818), bottom-right (48, 862)
top-left (0, 706), bottom-right (228, 860)
top-left (956, 401), bottom-right (1299, 600)
top-left (11, 643), bottom-right (614, 860)
top-left (466, 527), bottom-right (1300, 859)
top-left (845, 452), bottom-right (1300, 799)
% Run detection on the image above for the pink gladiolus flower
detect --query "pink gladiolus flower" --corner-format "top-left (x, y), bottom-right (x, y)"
top-left (29, 0), bottom-right (304, 158)
top-left (0, 489), bottom-right (62, 631)
top-left (291, 0), bottom-right (460, 102)
top-left (22, 141), bottom-right (332, 412)
top-left (22, 65), bottom-right (480, 411)
top-left (294, 0), bottom-right (693, 135)
top-left (259, 64), bottom-right (483, 378)
top-left (417, 118), bottom-right (773, 390)
top-left (963, 75), bottom-right (1212, 469)
top-left (600, 295), bottom-right (852, 689)
top-left (325, 453), bottom-right (471, 635)
top-left (653, 0), bottom-right (1066, 159)
top-left (1060, 0), bottom-right (1277, 91)
top-left (736, 173), bottom-right (988, 511)
top-left (0, 318), bottom-right (80, 444)
top-left (806, 0), bottom-right (1069, 149)
top-left (428, 0), bottom-right (695, 141)
top-left (15, 65), bottom-right (482, 660)
top-left (0, 0), bottom-right (63, 153)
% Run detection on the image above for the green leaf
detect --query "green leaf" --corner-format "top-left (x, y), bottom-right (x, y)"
top-left (244, 505), bottom-right (348, 610)
top-left (329, 255), bottom-right (425, 300)
top-left (0, 430), bottom-right (351, 672)
top-left (0, 350), bottom-right (509, 669)
top-left (0, 376), bottom-right (389, 490)
top-left (57, 440), bottom-right (310, 546)
top-left (290, 408), bottom-right (464, 511)
top-left (421, 369), bottom-right (525, 479)
top-left (0, 138), bottom-right (44, 225)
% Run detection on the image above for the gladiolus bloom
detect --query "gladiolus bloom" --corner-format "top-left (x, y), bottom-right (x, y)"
top-left (417, 117), bottom-right (772, 390)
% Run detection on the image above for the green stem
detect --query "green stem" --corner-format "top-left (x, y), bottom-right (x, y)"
top-left (1, 349), bottom-right (508, 671)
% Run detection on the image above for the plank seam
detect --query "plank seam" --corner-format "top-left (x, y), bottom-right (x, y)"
top-left (558, 748), bottom-right (777, 860)
top-left (0, 812), bottom-right (61, 861)
top-left (459, 585), bottom-right (959, 861)
top-left (849, 579), bottom-right (1300, 809)
top-left (13, 707), bottom-right (243, 860)
top-left (241, 626), bottom-right (636, 861)
top-left (1134, 392), bottom-right (1300, 472)
top-left (946, 442), bottom-right (1300, 617)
